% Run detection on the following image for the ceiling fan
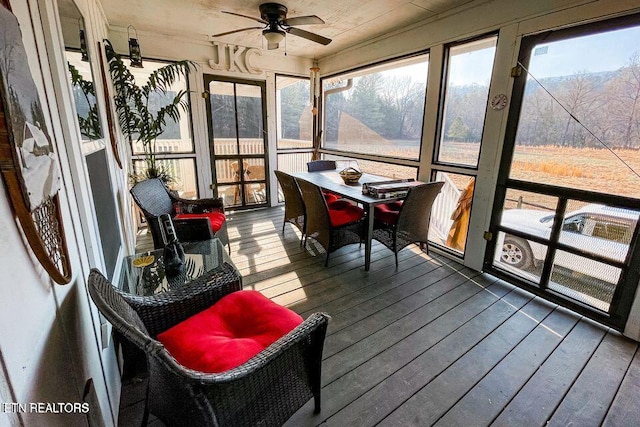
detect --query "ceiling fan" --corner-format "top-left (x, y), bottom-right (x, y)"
top-left (211, 3), bottom-right (332, 50)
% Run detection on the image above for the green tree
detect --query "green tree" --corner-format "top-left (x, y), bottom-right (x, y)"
top-left (446, 116), bottom-right (470, 141)
top-left (280, 81), bottom-right (308, 139)
top-left (348, 74), bottom-right (385, 135)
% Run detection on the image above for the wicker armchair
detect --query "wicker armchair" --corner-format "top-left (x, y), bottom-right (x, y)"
top-left (88, 269), bottom-right (330, 427)
top-left (296, 178), bottom-right (365, 267)
top-left (306, 160), bottom-right (336, 172)
top-left (130, 178), bottom-right (229, 251)
top-left (372, 181), bottom-right (445, 266)
top-left (275, 170), bottom-right (305, 244)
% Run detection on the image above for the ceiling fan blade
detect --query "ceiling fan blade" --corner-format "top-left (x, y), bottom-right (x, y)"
top-left (286, 27), bottom-right (332, 45)
top-left (211, 27), bottom-right (263, 37)
top-left (221, 11), bottom-right (268, 25)
top-left (267, 42), bottom-right (279, 50)
top-left (282, 15), bottom-right (325, 26)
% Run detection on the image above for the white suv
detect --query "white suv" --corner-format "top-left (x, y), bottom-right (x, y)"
top-left (496, 204), bottom-right (638, 285)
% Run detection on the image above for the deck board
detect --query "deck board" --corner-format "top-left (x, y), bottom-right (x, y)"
top-left (125, 206), bottom-right (640, 427)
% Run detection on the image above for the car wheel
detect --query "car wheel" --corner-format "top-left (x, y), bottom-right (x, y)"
top-left (501, 236), bottom-right (533, 270)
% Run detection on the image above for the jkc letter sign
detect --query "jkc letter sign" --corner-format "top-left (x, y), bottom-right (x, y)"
top-left (209, 42), bottom-right (262, 74)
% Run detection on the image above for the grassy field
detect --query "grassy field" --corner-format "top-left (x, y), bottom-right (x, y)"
top-left (511, 145), bottom-right (640, 198)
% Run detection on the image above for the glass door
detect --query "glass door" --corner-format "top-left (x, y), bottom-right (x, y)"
top-left (485, 15), bottom-right (640, 330)
top-left (204, 75), bottom-right (268, 209)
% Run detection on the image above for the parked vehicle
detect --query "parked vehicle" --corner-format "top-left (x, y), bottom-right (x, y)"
top-left (497, 204), bottom-right (638, 285)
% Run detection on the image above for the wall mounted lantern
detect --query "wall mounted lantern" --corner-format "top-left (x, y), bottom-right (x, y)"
top-left (127, 25), bottom-right (143, 68)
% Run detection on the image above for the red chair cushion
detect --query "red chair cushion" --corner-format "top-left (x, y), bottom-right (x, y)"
top-left (328, 200), bottom-right (353, 210)
top-left (175, 212), bottom-right (226, 232)
top-left (374, 202), bottom-right (402, 225)
top-left (329, 204), bottom-right (364, 227)
top-left (323, 192), bottom-right (339, 204)
top-left (157, 290), bottom-right (303, 373)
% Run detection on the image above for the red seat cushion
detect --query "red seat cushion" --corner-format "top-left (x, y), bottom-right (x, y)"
top-left (157, 290), bottom-right (303, 373)
top-left (328, 199), bottom-right (354, 210)
top-left (175, 212), bottom-right (226, 232)
top-left (323, 192), bottom-right (339, 204)
top-left (329, 204), bottom-right (364, 227)
top-left (374, 202), bottom-right (402, 225)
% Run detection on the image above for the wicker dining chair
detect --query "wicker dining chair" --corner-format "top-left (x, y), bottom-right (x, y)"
top-left (87, 268), bottom-right (329, 427)
top-left (295, 178), bottom-right (365, 267)
top-left (275, 170), bottom-right (306, 244)
top-left (306, 160), bottom-right (336, 172)
top-left (130, 178), bottom-right (230, 251)
top-left (372, 181), bottom-right (445, 266)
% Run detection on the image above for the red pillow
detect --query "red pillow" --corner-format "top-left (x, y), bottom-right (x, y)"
top-left (157, 291), bottom-right (303, 373)
top-left (175, 212), bottom-right (226, 232)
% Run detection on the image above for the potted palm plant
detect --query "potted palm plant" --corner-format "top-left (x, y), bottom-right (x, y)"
top-left (103, 40), bottom-right (194, 184)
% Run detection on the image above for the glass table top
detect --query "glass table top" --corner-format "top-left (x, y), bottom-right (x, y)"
top-left (119, 239), bottom-right (233, 296)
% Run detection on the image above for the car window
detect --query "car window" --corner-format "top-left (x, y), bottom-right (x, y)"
top-left (562, 215), bottom-right (584, 233)
top-left (591, 215), bottom-right (633, 244)
top-left (563, 213), bottom-right (633, 245)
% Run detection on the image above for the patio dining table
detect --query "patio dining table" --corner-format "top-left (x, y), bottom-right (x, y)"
top-left (290, 170), bottom-right (406, 271)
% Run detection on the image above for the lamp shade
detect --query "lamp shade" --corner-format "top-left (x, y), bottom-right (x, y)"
top-left (263, 29), bottom-right (285, 45)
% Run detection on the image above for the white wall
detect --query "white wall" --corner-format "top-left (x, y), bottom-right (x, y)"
top-left (0, 0), bottom-right (130, 425)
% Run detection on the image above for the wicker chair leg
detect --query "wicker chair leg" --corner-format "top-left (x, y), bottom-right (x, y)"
top-left (282, 220), bottom-right (286, 235)
top-left (393, 235), bottom-right (399, 268)
top-left (308, 317), bottom-right (329, 415)
top-left (140, 404), bottom-right (149, 427)
top-left (325, 252), bottom-right (330, 267)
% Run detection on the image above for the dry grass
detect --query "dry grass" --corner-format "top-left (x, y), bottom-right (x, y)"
top-left (511, 145), bottom-right (640, 197)
top-left (512, 160), bottom-right (593, 178)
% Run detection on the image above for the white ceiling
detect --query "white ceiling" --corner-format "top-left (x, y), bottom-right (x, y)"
top-left (100, 0), bottom-right (476, 59)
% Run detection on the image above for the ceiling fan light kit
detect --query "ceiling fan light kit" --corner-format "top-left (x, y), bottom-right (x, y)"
top-left (263, 29), bottom-right (285, 44)
top-left (212, 2), bottom-right (331, 50)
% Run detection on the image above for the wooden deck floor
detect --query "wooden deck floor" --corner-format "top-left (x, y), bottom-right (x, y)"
top-left (120, 206), bottom-right (640, 427)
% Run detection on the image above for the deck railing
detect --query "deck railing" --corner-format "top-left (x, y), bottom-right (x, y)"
top-left (429, 174), bottom-right (461, 242)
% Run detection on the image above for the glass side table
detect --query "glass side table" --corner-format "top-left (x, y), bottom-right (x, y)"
top-left (119, 238), bottom-right (240, 296)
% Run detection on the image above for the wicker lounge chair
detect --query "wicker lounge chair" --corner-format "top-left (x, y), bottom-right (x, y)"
top-left (87, 268), bottom-right (329, 427)
top-left (130, 178), bottom-right (230, 251)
